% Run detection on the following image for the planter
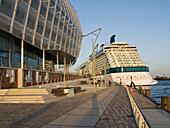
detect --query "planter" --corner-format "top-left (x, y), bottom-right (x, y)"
top-left (64, 88), bottom-right (75, 97)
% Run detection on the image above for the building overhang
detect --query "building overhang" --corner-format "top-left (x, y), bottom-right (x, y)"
top-left (45, 49), bottom-right (76, 65)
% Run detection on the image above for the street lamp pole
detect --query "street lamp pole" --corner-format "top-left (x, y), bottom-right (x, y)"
top-left (104, 61), bottom-right (106, 87)
top-left (92, 39), bottom-right (96, 93)
top-left (64, 53), bottom-right (66, 88)
top-left (80, 28), bottom-right (101, 94)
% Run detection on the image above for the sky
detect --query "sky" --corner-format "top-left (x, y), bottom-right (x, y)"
top-left (70, 0), bottom-right (170, 76)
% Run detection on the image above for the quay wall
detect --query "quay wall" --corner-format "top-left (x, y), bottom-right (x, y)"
top-left (0, 67), bottom-right (83, 89)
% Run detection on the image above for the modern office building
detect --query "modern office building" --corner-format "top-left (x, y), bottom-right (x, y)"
top-left (0, 0), bottom-right (82, 71)
top-left (0, 0), bottom-right (83, 89)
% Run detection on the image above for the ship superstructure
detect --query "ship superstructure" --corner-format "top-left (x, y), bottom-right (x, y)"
top-left (79, 35), bottom-right (157, 85)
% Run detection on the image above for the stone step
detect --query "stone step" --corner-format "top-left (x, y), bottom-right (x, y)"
top-left (0, 97), bottom-right (55, 101)
top-left (0, 90), bottom-right (8, 95)
top-left (6, 88), bottom-right (52, 95)
top-left (8, 89), bottom-right (50, 93)
top-left (7, 92), bottom-right (50, 95)
top-left (0, 101), bottom-right (20, 103)
top-left (0, 100), bottom-right (45, 103)
top-left (0, 95), bottom-right (56, 99)
top-left (0, 88), bottom-right (62, 103)
top-left (0, 97), bottom-right (59, 103)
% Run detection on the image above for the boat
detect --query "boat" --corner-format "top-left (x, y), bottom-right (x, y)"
top-left (79, 35), bottom-right (157, 86)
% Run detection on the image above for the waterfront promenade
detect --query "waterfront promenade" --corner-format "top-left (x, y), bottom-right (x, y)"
top-left (0, 80), bottom-right (136, 128)
top-left (0, 79), bottom-right (170, 128)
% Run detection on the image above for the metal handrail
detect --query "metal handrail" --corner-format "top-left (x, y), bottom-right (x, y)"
top-left (125, 86), bottom-right (151, 128)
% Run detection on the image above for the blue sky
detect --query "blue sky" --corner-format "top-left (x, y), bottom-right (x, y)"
top-left (70, 0), bottom-right (170, 76)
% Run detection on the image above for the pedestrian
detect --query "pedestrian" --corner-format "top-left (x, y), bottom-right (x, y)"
top-left (109, 80), bottom-right (111, 87)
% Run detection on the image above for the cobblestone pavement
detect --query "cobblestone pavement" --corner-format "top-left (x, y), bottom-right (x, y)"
top-left (0, 88), bottom-right (108, 128)
top-left (132, 89), bottom-right (158, 109)
top-left (95, 86), bottom-right (137, 128)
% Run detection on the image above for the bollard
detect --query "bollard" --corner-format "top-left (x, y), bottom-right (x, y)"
top-left (139, 87), bottom-right (144, 94)
top-left (167, 97), bottom-right (170, 112)
top-left (161, 96), bottom-right (168, 110)
top-left (145, 89), bottom-right (150, 97)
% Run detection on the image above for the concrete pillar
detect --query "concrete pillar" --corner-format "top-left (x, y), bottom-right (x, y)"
top-left (21, 40), bottom-right (24, 69)
top-left (43, 50), bottom-right (45, 70)
top-left (64, 53), bottom-right (66, 88)
top-left (56, 52), bottom-right (59, 72)
top-left (18, 68), bottom-right (23, 88)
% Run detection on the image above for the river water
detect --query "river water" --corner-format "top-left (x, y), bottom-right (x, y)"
top-left (149, 80), bottom-right (170, 104)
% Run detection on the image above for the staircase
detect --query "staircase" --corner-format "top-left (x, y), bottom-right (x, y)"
top-left (0, 88), bottom-right (59, 103)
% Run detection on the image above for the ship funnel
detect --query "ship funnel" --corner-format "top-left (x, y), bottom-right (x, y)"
top-left (110, 35), bottom-right (116, 44)
top-left (100, 44), bottom-right (104, 48)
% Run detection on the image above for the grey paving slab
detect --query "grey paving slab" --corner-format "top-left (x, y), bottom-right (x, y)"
top-left (42, 86), bottom-right (120, 128)
top-left (142, 109), bottom-right (170, 128)
top-left (43, 125), bottom-right (93, 128)
top-left (76, 101), bottom-right (107, 110)
top-left (149, 123), bottom-right (170, 128)
top-left (48, 115), bottom-right (100, 127)
top-left (66, 108), bottom-right (104, 116)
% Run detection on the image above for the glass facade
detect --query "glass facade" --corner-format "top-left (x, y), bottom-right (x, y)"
top-left (0, 30), bottom-right (45, 69)
top-left (0, 30), bottom-right (21, 68)
top-left (0, 0), bottom-right (82, 67)
top-left (23, 42), bottom-right (43, 69)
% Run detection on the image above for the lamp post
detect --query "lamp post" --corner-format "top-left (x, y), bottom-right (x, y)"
top-left (92, 39), bottom-right (96, 93)
top-left (81, 28), bottom-right (101, 93)
top-left (64, 53), bottom-right (66, 88)
top-left (104, 61), bottom-right (106, 87)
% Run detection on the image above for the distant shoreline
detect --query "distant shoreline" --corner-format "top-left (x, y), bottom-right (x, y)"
top-left (153, 77), bottom-right (170, 80)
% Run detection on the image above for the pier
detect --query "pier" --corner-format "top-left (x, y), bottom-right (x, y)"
top-left (132, 88), bottom-right (170, 128)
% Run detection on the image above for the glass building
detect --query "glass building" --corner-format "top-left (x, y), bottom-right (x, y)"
top-left (0, 0), bottom-right (82, 70)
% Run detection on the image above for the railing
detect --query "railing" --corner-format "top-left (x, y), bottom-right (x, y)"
top-left (125, 86), bottom-right (151, 128)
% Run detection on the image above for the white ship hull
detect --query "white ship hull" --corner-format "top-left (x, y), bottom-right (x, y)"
top-left (97, 72), bottom-right (157, 86)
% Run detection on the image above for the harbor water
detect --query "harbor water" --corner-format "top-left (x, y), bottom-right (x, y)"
top-left (149, 80), bottom-right (170, 104)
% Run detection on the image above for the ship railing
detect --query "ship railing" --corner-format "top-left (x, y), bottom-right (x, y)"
top-left (125, 86), bottom-right (151, 128)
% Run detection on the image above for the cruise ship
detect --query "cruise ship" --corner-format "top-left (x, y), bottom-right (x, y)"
top-left (79, 35), bottom-right (157, 86)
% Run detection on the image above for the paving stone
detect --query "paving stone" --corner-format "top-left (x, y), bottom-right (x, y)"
top-left (0, 86), bottom-right (108, 128)
top-left (66, 108), bottom-right (104, 116)
top-left (132, 89), bottom-right (158, 108)
top-left (48, 115), bottom-right (100, 127)
top-left (43, 125), bottom-right (93, 128)
top-left (94, 86), bottom-right (137, 128)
